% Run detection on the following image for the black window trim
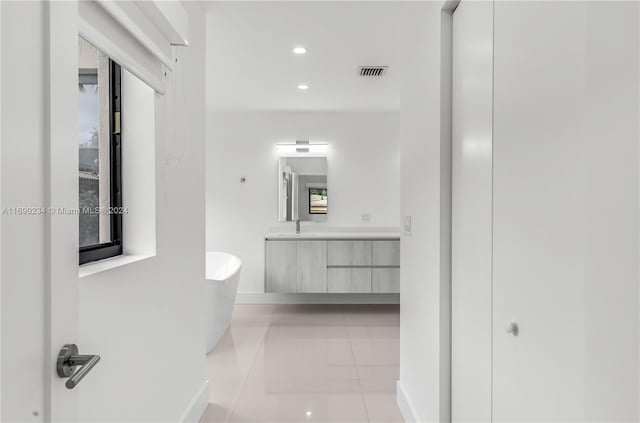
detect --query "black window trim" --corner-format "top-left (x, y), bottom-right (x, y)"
top-left (308, 187), bottom-right (327, 215)
top-left (79, 60), bottom-right (123, 265)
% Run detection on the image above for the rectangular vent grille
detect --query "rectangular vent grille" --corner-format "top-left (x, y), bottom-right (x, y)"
top-left (359, 66), bottom-right (388, 77)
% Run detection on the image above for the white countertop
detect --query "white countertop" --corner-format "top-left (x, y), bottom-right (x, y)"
top-left (266, 232), bottom-right (401, 240)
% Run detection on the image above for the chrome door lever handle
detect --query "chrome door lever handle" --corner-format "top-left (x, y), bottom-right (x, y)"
top-left (57, 344), bottom-right (101, 389)
top-left (504, 320), bottom-right (519, 336)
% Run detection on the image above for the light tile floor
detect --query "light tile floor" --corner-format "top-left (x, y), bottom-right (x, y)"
top-left (200, 304), bottom-right (402, 423)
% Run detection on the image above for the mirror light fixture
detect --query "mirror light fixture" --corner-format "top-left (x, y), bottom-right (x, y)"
top-left (293, 46), bottom-right (307, 55)
top-left (277, 140), bottom-right (328, 154)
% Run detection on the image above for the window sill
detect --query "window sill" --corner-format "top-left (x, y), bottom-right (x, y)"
top-left (79, 253), bottom-right (155, 278)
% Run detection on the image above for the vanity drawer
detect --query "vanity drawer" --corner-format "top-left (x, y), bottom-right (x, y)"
top-left (372, 240), bottom-right (400, 266)
top-left (372, 241), bottom-right (400, 293)
top-left (327, 240), bottom-right (372, 266)
top-left (327, 268), bottom-right (372, 293)
top-left (372, 268), bottom-right (400, 293)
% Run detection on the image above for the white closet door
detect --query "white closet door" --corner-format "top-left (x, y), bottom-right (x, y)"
top-left (492, 2), bottom-right (639, 421)
top-left (451, 1), bottom-right (493, 422)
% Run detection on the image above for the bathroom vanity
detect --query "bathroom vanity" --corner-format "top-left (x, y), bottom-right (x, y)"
top-left (265, 235), bottom-right (400, 294)
top-left (270, 155), bottom-right (399, 294)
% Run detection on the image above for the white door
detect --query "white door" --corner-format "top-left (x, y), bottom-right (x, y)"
top-left (451, 1), bottom-right (493, 421)
top-left (1, 1), bottom-right (82, 421)
top-left (492, 2), bottom-right (639, 421)
top-left (452, 1), bottom-right (640, 421)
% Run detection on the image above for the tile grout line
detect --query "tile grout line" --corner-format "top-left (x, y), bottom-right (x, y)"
top-left (343, 306), bottom-right (372, 423)
top-left (225, 308), bottom-right (275, 423)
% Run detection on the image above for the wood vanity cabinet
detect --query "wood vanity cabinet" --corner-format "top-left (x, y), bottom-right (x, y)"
top-left (265, 238), bottom-right (400, 294)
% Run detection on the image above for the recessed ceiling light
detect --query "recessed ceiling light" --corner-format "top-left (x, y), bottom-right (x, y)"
top-left (293, 46), bottom-right (307, 55)
top-left (297, 84), bottom-right (309, 90)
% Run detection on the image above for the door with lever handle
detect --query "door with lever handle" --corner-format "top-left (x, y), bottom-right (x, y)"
top-left (57, 344), bottom-right (101, 389)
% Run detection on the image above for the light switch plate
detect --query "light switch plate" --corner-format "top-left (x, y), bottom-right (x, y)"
top-left (403, 216), bottom-right (412, 236)
top-left (361, 213), bottom-right (371, 223)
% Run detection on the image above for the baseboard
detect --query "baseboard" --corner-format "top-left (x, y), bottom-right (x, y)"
top-left (236, 292), bottom-right (400, 305)
top-left (397, 380), bottom-right (420, 423)
top-left (179, 379), bottom-right (209, 423)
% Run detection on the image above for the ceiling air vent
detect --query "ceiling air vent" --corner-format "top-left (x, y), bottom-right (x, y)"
top-left (359, 66), bottom-right (388, 77)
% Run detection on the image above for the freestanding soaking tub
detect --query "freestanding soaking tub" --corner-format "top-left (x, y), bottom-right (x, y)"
top-left (205, 251), bottom-right (242, 353)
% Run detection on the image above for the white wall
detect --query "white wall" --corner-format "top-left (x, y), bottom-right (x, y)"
top-left (121, 69), bottom-right (157, 257)
top-left (396, 2), bottom-right (451, 422)
top-left (206, 111), bottom-right (400, 294)
top-left (77, 2), bottom-right (208, 422)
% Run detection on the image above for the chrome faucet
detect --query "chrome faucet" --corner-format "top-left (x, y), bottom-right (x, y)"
top-left (295, 219), bottom-right (301, 234)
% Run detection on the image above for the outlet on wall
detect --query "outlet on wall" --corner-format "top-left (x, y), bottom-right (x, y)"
top-left (361, 213), bottom-right (371, 223)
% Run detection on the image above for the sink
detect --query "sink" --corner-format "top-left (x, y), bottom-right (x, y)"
top-left (266, 232), bottom-right (401, 240)
top-left (269, 233), bottom-right (322, 238)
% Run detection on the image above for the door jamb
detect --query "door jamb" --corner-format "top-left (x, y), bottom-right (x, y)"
top-left (440, 1), bottom-right (460, 422)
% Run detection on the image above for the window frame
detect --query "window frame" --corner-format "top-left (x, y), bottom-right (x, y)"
top-left (308, 187), bottom-right (328, 215)
top-left (79, 60), bottom-right (123, 265)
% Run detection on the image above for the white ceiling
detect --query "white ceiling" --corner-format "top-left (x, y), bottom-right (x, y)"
top-left (204, 2), bottom-right (425, 111)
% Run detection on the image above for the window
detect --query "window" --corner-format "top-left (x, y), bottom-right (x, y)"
top-left (79, 38), bottom-right (123, 264)
top-left (309, 188), bottom-right (328, 214)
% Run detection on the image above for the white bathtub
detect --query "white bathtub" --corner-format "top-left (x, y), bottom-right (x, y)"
top-left (205, 252), bottom-right (242, 353)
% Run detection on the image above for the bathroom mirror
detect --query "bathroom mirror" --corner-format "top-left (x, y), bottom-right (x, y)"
top-left (278, 157), bottom-right (327, 222)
